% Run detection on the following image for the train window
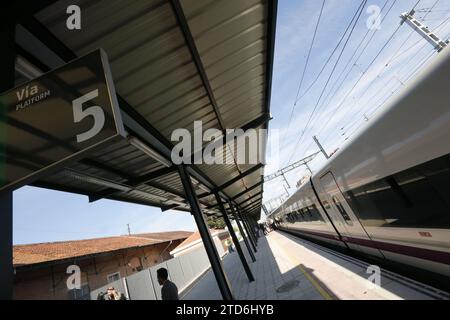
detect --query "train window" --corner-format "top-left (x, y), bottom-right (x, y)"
top-left (290, 213), bottom-right (296, 223)
top-left (296, 209), bottom-right (303, 222)
top-left (344, 153), bottom-right (450, 228)
top-left (345, 190), bottom-right (385, 226)
top-left (301, 207), bottom-right (311, 221)
top-left (292, 210), bottom-right (298, 222)
top-left (283, 199), bottom-right (326, 225)
top-left (287, 213), bottom-right (293, 223)
top-left (309, 204), bottom-right (325, 222)
top-left (415, 157), bottom-right (450, 209)
top-left (332, 196), bottom-right (352, 224)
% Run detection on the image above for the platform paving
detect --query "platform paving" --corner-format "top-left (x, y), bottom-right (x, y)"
top-left (182, 231), bottom-right (450, 300)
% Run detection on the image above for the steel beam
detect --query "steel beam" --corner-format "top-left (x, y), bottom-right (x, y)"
top-left (264, 0), bottom-right (278, 117)
top-left (236, 206), bottom-right (258, 251)
top-left (238, 197), bottom-right (263, 212)
top-left (88, 166), bottom-right (177, 202)
top-left (17, 18), bottom-right (234, 207)
top-left (230, 180), bottom-right (264, 202)
top-left (214, 194), bottom-right (254, 282)
top-left (16, 8), bottom-right (273, 216)
top-left (11, 1), bottom-right (58, 23)
top-left (129, 166), bottom-right (177, 185)
top-left (229, 203), bottom-right (255, 262)
top-left (248, 215), bottom-right (260, 240)
top-left (199, 163), bottom-right (264, 198)
top-left (178, 166), bottom-right (234, 300)
top-left (161, 203), bottom-right (181, 212)
top-left (0, 16), bottom-right (15, 300)
top-left (237, 191), bottom-right (264, 207)
top-left (0, 182), bottom-right (13, 301)
top-left (240, 205), bottom-right (261, 216)
top-left (206, 182), bottom-right (263, 210)
top-left (169, 0), bottom-right (226, 131)
top-left (242, 213), bottom-right (258, 245)
top-left (170, 0), bottom-right (272, 206)
top-left (246, 205), bottom-right (262, 216)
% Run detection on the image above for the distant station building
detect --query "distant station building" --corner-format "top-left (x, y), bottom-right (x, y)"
top-left (13, 231), bottom-right (192, 300)
top-left (170, 229), bottom-right (230, 258)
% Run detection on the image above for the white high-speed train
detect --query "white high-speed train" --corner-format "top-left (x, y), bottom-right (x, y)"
top-left (271, 46), bottom-right (450, 279)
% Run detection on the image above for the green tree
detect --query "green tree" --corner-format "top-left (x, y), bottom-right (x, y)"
top-left (206, 216), bottom-right (226, 229)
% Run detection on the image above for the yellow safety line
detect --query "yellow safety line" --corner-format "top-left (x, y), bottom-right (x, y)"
top-left (271, 235), bottom-right (335, 300)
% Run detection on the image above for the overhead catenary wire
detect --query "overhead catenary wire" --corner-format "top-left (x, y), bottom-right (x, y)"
top-left (280, 1), bottom-right (368, 156)
top-left (385, 0), bottom-right (441, 68)
top-left (384, 16), bottom-right (447, 65)
top-left (287, 0), bottom-right (368, 164)
top-left (306, 12), bottom-right (408, 149)
top-left (284, 0), bottom-right (326, 142)
top-left (318, 0), bottom-right (427, 132)
top-left (308, 0), bottom-right (397, 138)
top-left (341, 46), bottom-right (438, 144)
top-left (320, 0), bottom-right (446, 145)
top-left (328, 38), bottom-right (441, 150)
top-left (324, 48), bottom-right (431, 145)
top-left (293, 0), bottom-right (327, 103)
top-left (332, 0), bottom-right (439, 122)
top-left (332, 17), bottom-right (450, 141)
top-left (320, 23), bottom-right (404, 128)
top-left (289, 0), bottom-right (368, 111)
top-left (293, 0), bottom-right (399, 162)
top-left (371, 47), bottom-right (439, 115)
top-left (280, 0), bottom-right (448, 187)
top-left (289, 0), bottom-right (436, 165)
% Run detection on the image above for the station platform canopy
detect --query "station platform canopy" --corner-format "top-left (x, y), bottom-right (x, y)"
top-left (11, 0), bottom-right (277, 220)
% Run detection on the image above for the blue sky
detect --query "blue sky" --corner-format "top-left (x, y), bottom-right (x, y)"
top-left (263, 0), bottom-right (450, 211)
top-left (13, 186), bottom-right (197, 244)
top-left (13, 0), bottom-right (450, 244)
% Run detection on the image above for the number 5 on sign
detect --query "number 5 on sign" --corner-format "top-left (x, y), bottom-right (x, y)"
top-left (0, 49), bottom-right (125, 192)
top-left (72, 89), bottom-right (105, 143)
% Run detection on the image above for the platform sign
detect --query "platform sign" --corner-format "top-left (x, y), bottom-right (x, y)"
top-left (0, 49), bottom-right (126, 192)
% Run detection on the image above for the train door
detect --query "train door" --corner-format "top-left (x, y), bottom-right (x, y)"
top-left (319, 172), bottom-right (384, 259)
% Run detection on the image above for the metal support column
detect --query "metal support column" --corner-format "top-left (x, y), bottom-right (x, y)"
top-left (400, 10), bottom-right (449, 52)
top-left (253, 217), bottom-right (261, 239)
top-left (178, 166), bottom-right (234, 300)
top-left (248, 215), bottom-right (259, 240)
top-left (214, 194), bottom-right (254, 282)
top-left (249, 216), bottom-right (260, 240)
top-left (0, 15), bottom-right (15, 300)
top-left (243, 216), bottom-right (258, 251)
top-left (313, 135), bottom-right (330, 159)
top-left (236, 206), bottom-right (257, 251)
top-left (0, 193), bottom-right (13, 300)
top-left (242, 214), bottom-right (258, 245)
top-left (229, 203), bottom-right (256, 262)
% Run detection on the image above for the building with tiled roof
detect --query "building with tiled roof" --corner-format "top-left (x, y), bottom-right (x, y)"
top-left (14, 231), bottom-right (193, 267)
top-left (13, 231), bottom-right (192, 300)
top-left (170, 229), bottom-right (230, 258)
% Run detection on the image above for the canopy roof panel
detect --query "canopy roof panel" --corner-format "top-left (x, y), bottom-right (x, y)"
top-left (14, 0), bottom-right (277, 219)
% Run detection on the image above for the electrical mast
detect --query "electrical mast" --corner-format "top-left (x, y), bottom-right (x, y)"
top-left (400, 9), bottom-right (449, 52)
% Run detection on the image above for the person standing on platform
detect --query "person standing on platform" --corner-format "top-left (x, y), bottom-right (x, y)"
top-left (157, 268), bottom-right (179, 300)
